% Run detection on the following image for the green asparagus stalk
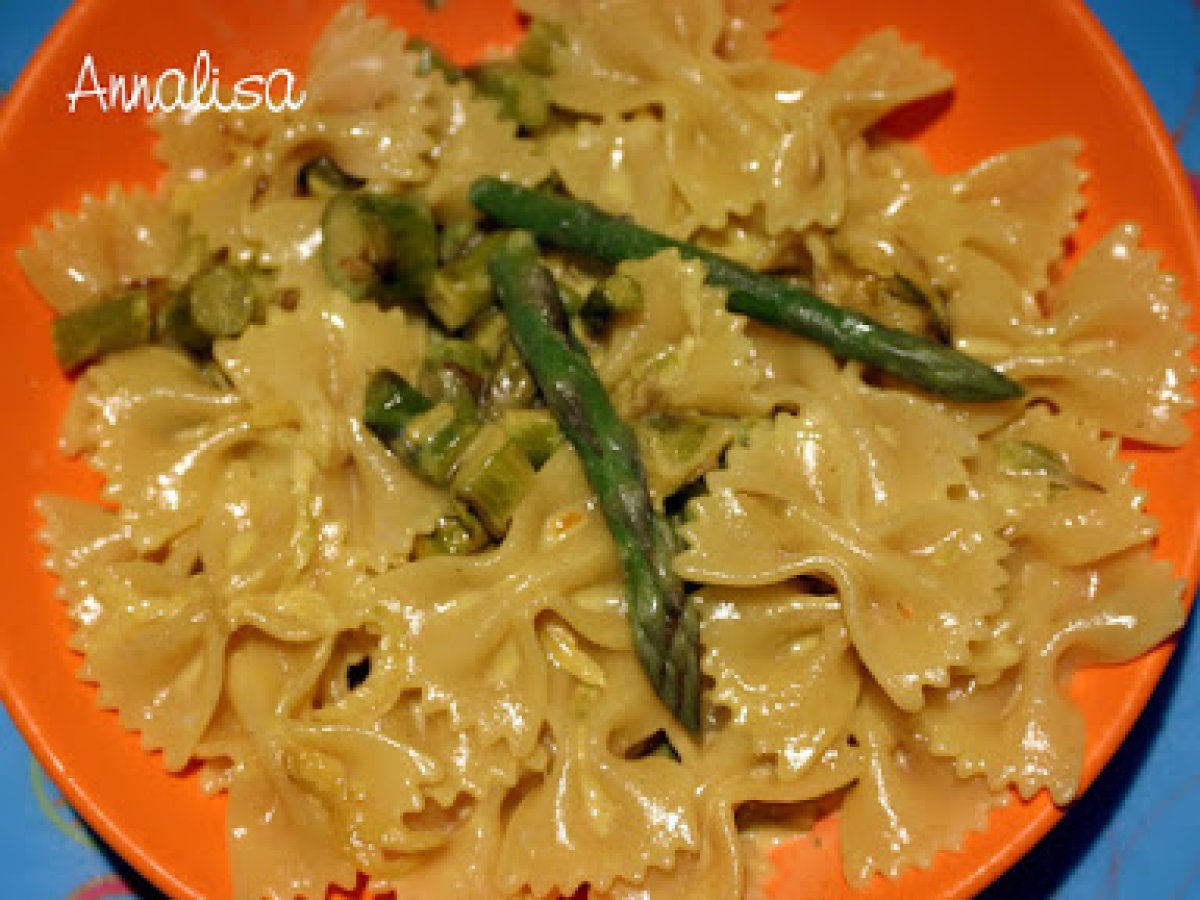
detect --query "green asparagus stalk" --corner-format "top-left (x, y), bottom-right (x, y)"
top-left (468, 178), bottom-right (1023, 403)
top-left (427, 231), bottom-right (512, 331)
top-left (488, 231), bottom-right (701, 733)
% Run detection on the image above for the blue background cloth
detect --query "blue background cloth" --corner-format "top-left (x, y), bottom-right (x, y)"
top-left (0, 2), bottom-right (1197, 897)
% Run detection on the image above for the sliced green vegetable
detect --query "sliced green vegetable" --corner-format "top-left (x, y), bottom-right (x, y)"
top-left (404, 401), bottom-right (480, 485)
top-left (413, 505), bottom-right (489, 557)
top-left (439, 218), bottom-right (480, 264)
top-left (466, 307), bottom-right (510, 362)
top-left (155, 288), bottom-right (209, 352)
top-left (420, 336), bottom-right (491, 407)
top-left (364, 368), bottom-right (541, 543)
top-left (469, 62), bottom-right (550, 133)
top-left (637, 413), bottom-right (735, 502)
top-left (296, 155), bottom-right (366, 198)
top-left (427, 337), bottom-right (490, 382)
top-left (995, 439), bottom-right (1103, 492)
top-left (320, 192), bottom-right (438, 302)
top-left (364, 369), bottom-right (434, 445)
top-left (426, 231), bottom-right (511, 331)
top-left (488, 231), bottom-right (701, 733)
top-left (187, 264), bottom-right (258, 339)
top-left (452, 421), bottom-right (538, 537)
top-left (581, 271), bottom-right (644, 336)
top-left (469, 178), bottom-right (1023, 403)
top-left (500, 408), bottom-right (563, 467)
top-left (484, 340), bottom-right (537, 414)
top-left (52, 288), bottom-right (154, 371)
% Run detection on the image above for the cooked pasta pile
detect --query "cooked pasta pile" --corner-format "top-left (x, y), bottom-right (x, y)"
top-left (22, 2), bottom-right (1194, 898)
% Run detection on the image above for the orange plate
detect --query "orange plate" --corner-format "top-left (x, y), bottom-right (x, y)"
top-left (0, 2), bottom-right (1196, 899)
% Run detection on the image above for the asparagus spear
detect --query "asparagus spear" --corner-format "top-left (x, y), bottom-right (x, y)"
top-left (488, 231), bottom-right (702, 733)
top-left (469, 178), bottom-right (1024, 403)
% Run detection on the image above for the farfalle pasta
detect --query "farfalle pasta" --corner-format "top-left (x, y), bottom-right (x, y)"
top-left (21, 1), bottom-right (1193, 898)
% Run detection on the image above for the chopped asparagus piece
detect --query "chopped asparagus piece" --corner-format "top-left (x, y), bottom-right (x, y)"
top-left (466, 307), bottom-right (510, 362)
top-left (421, 337), bottom-right (491, 407)
top-left (428, 337), bottom-right (490, 380)
top-left (500, 408), bottom-right (564, 467)
top-left (52, 288), bottom-right (154, 371)
top-left (320, 192), bottom-right (438, 302)
top-left (637, 413), bottom-right (735, 502)
top-left (188, 264), bottom-right (258, 339)
top-left (581, 271), bottom-right (644, 335)
top-left (364, 369), bottom-right (434, 445)
top-left (404, 401), bottom-right (480, 485)
top-left (426, 232), bottom-right (511, 331)
top-left (413, 505), bottom-right (489, 557)
top-left (452, 421), bottom-right (538, 537)
top-left (155, 288), bottom-right (210, 352)
top-left (995, 439), bottom-right (1103, 492)
top-left (439, 218), bottom-right (480, 264)
top-left (484, 340), bottom-right (537, 414)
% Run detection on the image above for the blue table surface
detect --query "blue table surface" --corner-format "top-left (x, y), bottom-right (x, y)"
top-left (1, 2), bottom-right (1197, 898)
